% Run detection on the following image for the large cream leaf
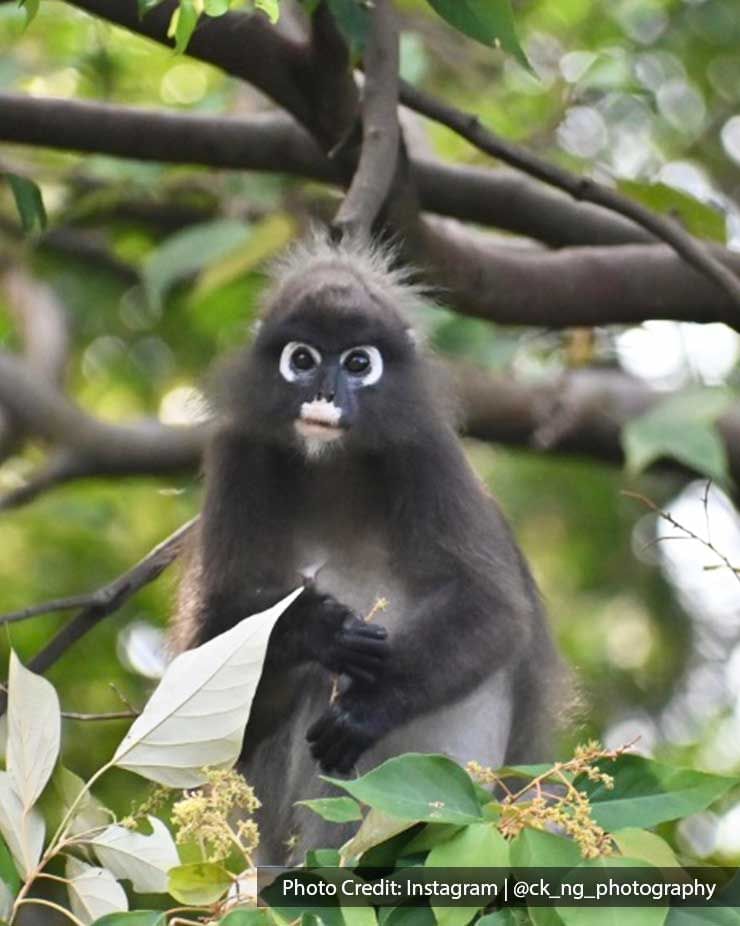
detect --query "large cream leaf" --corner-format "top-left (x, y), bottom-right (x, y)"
top-left (6, 650), bottom-right (60, 812)
top-left (89, 816), bottom-right (179, 893)
top-left (66, 857), bottom-right (128, 925)
top-left (0, 771), bottom-right (44, 877)
top-left (113, 588), bottom-right (302, 787)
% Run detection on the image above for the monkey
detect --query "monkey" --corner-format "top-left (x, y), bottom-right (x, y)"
top-left (172, 232), bottom-right (563, 864)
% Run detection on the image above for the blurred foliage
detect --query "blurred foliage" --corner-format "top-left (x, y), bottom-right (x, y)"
top-left (0, 0), bottom-right (739, 864)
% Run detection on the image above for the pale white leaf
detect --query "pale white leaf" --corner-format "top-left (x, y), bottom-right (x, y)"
top-left (89, 816), bottom-right (179, 893)
top-left (0, 772), bottom-right (44, 877)
top-left (113, 588), bottom-right (302, 787)
top-left (6, 650), bottom-right (61, 811)
top-left (66, 857), bottom-right (128, 925)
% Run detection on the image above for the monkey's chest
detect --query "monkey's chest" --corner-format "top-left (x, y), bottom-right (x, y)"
top-left (294, 533), bottom-right (408, 630)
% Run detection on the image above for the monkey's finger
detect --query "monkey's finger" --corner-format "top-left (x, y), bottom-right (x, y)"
top-left (311, 713), bottom-right (349, 759)
top-left (333, 749), bottom-right (360, 776)
top-left (340, 631), bottom-right (389, 652)
top-left (342, 618), bottom-right (387, 639)
top-left (306, 712), bottom-right (335, 743)
top-left (315, 729), bottom-right (354, 772)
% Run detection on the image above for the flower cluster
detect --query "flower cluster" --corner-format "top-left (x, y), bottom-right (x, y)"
top-left (469, 739), bottom-right (626, 860)
top-left (171, 767), bottom-right (261, 863)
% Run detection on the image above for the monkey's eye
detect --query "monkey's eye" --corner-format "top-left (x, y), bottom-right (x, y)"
top-left (279, 342), bottom-right (321, 382)
top-left (340, 346), bottom-right (383, 386)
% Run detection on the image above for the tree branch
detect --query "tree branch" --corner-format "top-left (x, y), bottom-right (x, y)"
top-left (0, 92), bottom-right (665, 248)
top-left (64, 0), bottom-right (316, 129)
top-left (331, 0), bottom-right (400, 239)
top-left (0, 350), bottom-right (209, 509)
top-left (417, 217), bottom-right (740, 330)
top-left (0, 518), bottom-right (196, 711)
top-left (400, 81), bottom-right (740, 318)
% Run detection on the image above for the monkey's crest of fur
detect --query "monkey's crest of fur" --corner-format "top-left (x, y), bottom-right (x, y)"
top-left (263, 230), bottom-right (429, 333)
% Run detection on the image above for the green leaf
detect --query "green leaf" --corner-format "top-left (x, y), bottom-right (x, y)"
top-left (382, 909), bottom-right (436, 926)
top-left (402, 824), bottom-right (464, 855)
top-left (204, 0), bottom-right (229, 14)
top-left (622, 387), bottom-right (735, 484)
top-left (340, 809), bottom-right (417, 864)
top-left (618, 180), bottom-right (726, 243)
top-left (219, 910), bottom-right (275, 926)
top-left (91, 914), bottom-right (167, 926)
top-left (612, 828), bottom-right (679, 868)
top-left (426, 824), bottom-right (509, 926)
top-left (297, 797), bottom-right (363, 823)
top-left (142, 218), bottom-right (251, 308)
top-left (326, 0), bottom-right (370, 51)
top-left (325, 754), bottom-right (484, 825)
top-left (192, 212), bottom-right (295, 299)
top-left (255, 0), bottom-right (280, 23)
top-left (0, 836), bottom-right (20, 896)
top-left (137, 0), bottom-right (160, 16)
top-left (509, 828), bottom-right (582, 869)
top-left (19, 0), bottom-right (39, 27)
top-left (666, 909), bottom-right (740, 925)
top-left (168, 862), bottom-right (232, 905)
top-left (478, 914), bottom-right (529, 926)
top-left (168, 0), bottom-right (200, 54)
top-left (577, 754), bottom-right (738, 831)
top-left (305, 848), bottom-right (342, 867)
top-left (424, 0), bottom-right (530, 70)
top-left (556, 858), bottom-right (667, 926)
top-left (5, 173), bottom-right (47, 234)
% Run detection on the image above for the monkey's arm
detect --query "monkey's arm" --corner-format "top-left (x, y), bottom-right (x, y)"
top-left (307, 573), bottom-right (534, 774)
top-left (192, 430), bottom-right (389, 682)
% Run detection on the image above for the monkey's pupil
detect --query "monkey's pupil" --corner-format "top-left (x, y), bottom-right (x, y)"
top-left (292, 348), bottom-right (315, 371)
top-left (345, 352), bottom-right (370, 374)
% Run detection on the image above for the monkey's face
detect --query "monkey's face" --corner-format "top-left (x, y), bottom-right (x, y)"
top-left (245, 271), bottom-right (423, 459)
top-left (278, 339), bottom-right (383, 457)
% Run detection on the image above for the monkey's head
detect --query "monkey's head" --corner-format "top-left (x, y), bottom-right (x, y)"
top-left (221, 234), bottom-right (445, 459)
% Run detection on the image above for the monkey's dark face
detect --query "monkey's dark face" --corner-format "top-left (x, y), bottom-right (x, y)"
top-left (242, 269), bottom-right (425, 459)
top-left (277, 339), bottom-right (383, 457)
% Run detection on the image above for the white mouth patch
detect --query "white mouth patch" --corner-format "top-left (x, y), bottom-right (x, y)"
top-left (299, 398), bottom-right (342, 427)
top-left (295, 399), bottom-right (344, 457)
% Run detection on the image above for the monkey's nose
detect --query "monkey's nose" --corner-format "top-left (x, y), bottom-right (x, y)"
top-left (316, 388), bottom-right (336, 402)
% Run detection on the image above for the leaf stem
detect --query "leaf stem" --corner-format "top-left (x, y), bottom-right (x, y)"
top-left (13, 897), bottom-right (85, 926)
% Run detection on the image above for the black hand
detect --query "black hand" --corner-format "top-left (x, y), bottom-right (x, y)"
top-left (297, 589), bottom-right (389, 684)
top-left (306, 686), bottom-right (389, 774)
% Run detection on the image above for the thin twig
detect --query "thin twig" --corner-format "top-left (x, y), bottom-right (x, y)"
top-left (0, 517), bottom-right (198, 714)
top-left (399, 80), bottom-right (740, 318)
top-left (623, 489), bottom-right (740, 586)
top-left (61, 710), bottom-right (138, 721)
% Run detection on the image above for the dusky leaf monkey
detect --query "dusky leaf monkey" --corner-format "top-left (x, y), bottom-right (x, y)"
top-left (173, 232), bottom-right (562, 863)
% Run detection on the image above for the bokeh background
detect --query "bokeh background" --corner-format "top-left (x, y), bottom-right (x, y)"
top-left (1, 0), bottom-right (739, 863)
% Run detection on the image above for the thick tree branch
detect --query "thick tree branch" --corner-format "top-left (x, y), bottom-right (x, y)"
top-left (400, 81), bottom-right (740, 317)
top-left (0, 350), bottom-right (209, 509)
top-left (65, 0), bottom-right (315, 128)
top-left (455, 364), bottom-right (740, 486)
top-left (0, 270), bottom-right (70, 460)
top-left (331, 0), bottom-right (400, 239)
top-left (417, 217), bottom-right (740, 330)
top-left (0, 93), bottom-right (660, 248)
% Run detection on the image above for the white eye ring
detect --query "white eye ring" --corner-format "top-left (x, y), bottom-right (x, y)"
top-left (279, 342), bottom-right (322, 382)
top-left (340, 345), bottom-right (383, 386)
